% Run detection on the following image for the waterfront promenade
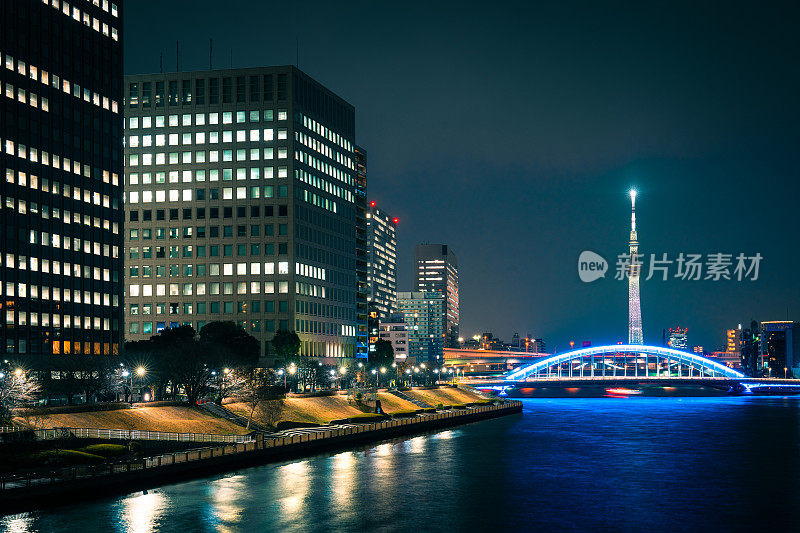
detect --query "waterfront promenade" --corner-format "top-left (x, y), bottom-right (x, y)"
top-left (0, 401), bottom-right (521, 514)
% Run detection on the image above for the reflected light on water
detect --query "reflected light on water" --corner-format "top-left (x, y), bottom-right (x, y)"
top-left (276, 461), bottom-right (310, 515)
top-left (209, 474), bottom-right (247, 531)
top-left (330, 452), bottom-right (356, 513)
top-left (0, 514), bottom-right (35, 533)
top-left (117, 490), bottom-right (167, 533)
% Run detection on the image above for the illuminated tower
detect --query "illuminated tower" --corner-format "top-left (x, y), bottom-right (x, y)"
top-left (628, 189), bottom-right (644, 344)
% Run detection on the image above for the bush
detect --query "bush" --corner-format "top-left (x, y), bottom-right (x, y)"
top-left (275, 420), bottom-right (321, 431)
top-left (467, 400), bottom-right (492, 406)
top-left (390, 409), bottom-right (421, 418)
top-left (329, 413), bottom-right (389, 424)
top-left (422, 408), bottom-right (437, 413)
top-left (355, 392), bottom-right (363, 401)
top-left (79, 444), bottom-right (128, 457)
top-left (436, 403), bottom-right (445, 409)
top-left (452, 404), bottom-right (467, 410)
top-left (129, 442), bottom-right (143, 455)
top-left (35, 449), bottom-right (106, 466)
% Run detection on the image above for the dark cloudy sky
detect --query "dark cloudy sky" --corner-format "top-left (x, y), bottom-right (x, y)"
top-left (125, 0), bottom-right (800, 352)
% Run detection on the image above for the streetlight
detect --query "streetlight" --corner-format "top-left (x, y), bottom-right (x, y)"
top-left (785, 367), bottom-right (788, 379)
top-left (14, 368), bottom-right (22, 377)
top-left (371, 368), bottom-right (378, 387)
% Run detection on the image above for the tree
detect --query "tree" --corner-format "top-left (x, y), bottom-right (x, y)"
top-left (370, 339), bottom-right (395, 369)
top-left (272, 330), bottom-right (301, 364)
top-left (233, 369), bottom-right (284, 429)
top-left (0, 369), bottom-right (41, 425)
top-left (199, 321), bottom-right (260, 369)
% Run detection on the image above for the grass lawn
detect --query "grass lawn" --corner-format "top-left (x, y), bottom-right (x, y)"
top-left (404, 387), bottom-right (486, 407)
top-left (13, 406), bottom-right (250, 435)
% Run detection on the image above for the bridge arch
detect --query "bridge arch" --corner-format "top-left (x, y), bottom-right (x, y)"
top-left (503, 344), bottom-right (745, 381)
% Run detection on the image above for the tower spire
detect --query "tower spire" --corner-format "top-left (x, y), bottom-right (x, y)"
top-left (628, 189), bottom-right (643, 344)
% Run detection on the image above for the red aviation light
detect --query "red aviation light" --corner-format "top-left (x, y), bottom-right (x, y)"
top-left (393, 218), bottom-right (399, 224)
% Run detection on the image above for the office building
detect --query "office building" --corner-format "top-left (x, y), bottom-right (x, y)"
top-left (397, 291), bottom-right (444, 364)
top-left (667, 327), bottom-right (688, 351)
top-left (354, 146), bottom-right (368, 359)
top-left (761, 321), bottom-right (800, 377)
top-left (414, 244), bottom-right (459, 347)
top-left (123, 66), bottom-right (360, 361)
top-left (366, 200), bottom-right (397, 320)
top-left (726, 326), bottom-right (742, 353)
top-left (378, 313), bottom-right (408, 361)
top-left (1, 0), bottom-right (124, 360)
top-left (709, 351), bottom-right (741, 370)
top-left (740, 321), bottom-right (761, 376)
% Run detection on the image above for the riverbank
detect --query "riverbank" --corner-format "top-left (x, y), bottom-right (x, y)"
top-left (0, 400), bottom-right (521, 515)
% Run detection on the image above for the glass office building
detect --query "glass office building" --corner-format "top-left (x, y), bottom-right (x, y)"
top-left (123, 66), bottom-right (360, 361)
top-left (0, 0), bottom-right (124, 361)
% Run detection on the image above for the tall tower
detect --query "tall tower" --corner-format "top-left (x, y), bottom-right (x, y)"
top-left (628, 190), bottom-right (644, 344)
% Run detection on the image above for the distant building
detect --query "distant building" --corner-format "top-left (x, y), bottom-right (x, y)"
top-left (367, 303), bottom-right (379, 354)
top-left (740, 321), bottom-right (761, 376)
top-left (692, 346), bottom-right (704, 355)
top-left (667, 327), bottom-right (688, 351)
top-left (354, 147), bottom-right (368, 360)
top-left (397, 291), bottom-right (444, 364)
top-left (709, 351), bottom-right (742, 370)
top-left (727, 326), bottom-right (743, 353)
top-left (366, 201), bottom-right (397, 320)
top-left (761, 321), bottom-right (800, 377)
top-left (414, 244), bottom-right (459, 347)
top-left (378, 313), bottom-right (408, 362)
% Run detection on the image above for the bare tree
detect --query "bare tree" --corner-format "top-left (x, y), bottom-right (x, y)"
top-left (235, 369), bottom-right (284, 429)
top-left (0, 370), bottom-right (41, 425)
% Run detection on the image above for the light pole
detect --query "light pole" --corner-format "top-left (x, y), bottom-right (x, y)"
top-left (371, 368), bottom-right (377, 388)
top-left (785, 367), bottom-right (788, 379)
top-left (122, 370), bottom-right (130, 404)
top-left (288, 363), bottom-right (297, 392)
top-left (136, 366), bottom-right (146, 402)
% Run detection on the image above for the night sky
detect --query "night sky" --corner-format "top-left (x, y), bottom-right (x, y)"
top-left (125, 1), bottom-right (800, 352)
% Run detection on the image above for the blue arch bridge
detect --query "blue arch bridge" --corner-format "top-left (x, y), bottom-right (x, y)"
top-left (462, 344), bottom-right (800, 395)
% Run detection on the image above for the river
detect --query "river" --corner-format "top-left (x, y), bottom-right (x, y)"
top-left (3, 396), bottom-right (799, 532)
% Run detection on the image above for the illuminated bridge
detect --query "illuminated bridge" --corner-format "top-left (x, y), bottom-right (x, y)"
top-left (463, 344), bottom-right (800, 394)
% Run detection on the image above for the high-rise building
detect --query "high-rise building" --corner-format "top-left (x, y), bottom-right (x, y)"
top-left (760, 321), bottom-right (800, 378)
top-left (354, 147), bottom-right (368, 360)
top-left (740, 320), bottom-right (761, 376)
top-left (366, 200), bottom-right (397, 320)
top-left (667, 327), bottom-right (688, 350)
top-left (627, 190), bottom-right (643, 344)
top-left (414, 244), bottom-right (459, 347)
top-left (378, 313), bottom-right (408, 361)
top-left (123, 66), bottom-right (360, 361)
top-left (397, 291), bottom-right (444, 364)
top-left (1, 1), bottom-right (124, 361)
top-left (726, 326), bottom-right (742, 353)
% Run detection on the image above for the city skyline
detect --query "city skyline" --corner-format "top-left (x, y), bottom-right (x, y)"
top-left (123, 1), bottom-right (800, 352)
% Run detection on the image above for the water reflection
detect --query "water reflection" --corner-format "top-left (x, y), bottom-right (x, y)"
top-left (0, 514), bottom-right (35, 533)
top-left (115, 490), bottom-right (167, 533)
top-left (275, 460), bottom-right (310, 516)
top-left (329, 451), bottom-right (356, 514)
top-left (206, 474), bottom-right (247, 532)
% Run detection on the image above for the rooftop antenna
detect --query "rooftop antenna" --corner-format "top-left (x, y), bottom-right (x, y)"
top-left (176, 40), bottom-right (180, 72)
top-left (209, 38), bottom-right (213, 70)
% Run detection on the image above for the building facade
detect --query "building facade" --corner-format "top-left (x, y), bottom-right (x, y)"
top-left (414, 244), bottom-right (458, 347)
top-left (123, 66), bottom-right (360, 361)
top-left (1, 0), bottom-right (124, 361)
top-left (726, 326), bottom-right (742, 353)
top-left (667, 327), bottom-right (688, 350)
top-left (354, 146), bottom-right (368, 359)
top-left (378, 313), bottom-right (408, 361)
top-left (366, 200), bottom-right (397, 320)
top-left (397, 291), bottom-right (444, 364)
top-left (761, 321), bottom-right (800, 377)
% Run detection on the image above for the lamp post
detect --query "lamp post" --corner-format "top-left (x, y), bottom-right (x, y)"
top-left (371, 368), bottom-right (377, 388)
top-left (136, 366), bottom-right (146, 402)
top-left (785, 367), bottom-right (788, 379)
top-left (122, 370), bottom-right (130, 404)
top-left (288, 363), bottom-right (297, 392)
